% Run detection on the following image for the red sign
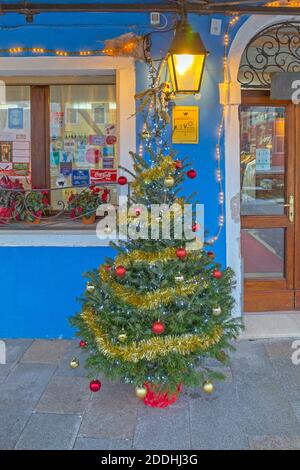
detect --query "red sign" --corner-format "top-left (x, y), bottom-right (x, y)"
top-left (90, 169), bottom-right (117, 183)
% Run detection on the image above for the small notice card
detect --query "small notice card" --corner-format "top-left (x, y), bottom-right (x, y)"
top-left (172, 106), bottom-right (199, 144)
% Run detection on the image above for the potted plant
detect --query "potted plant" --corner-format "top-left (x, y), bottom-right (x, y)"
top-left (14, 189), bottom-right (50, 224)
top-left (0, 176), bottom-right (24, 224)
top-left (68, 186), bottom-right (102, 224)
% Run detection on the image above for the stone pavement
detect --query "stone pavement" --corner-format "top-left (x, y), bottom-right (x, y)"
top-left (0, 338), bottom-right (300, 450)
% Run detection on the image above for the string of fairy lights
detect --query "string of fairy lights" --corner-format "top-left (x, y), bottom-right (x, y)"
top-left (0, 41), bottom-right (137, 57)
top-left (0, 16), bottom-right (241, 245)
top-left (209, 14), bottom-right (240, 245)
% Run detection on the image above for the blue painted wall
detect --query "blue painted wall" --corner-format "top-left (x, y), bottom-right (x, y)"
top-left (0, 5), bottom-right (244, 338)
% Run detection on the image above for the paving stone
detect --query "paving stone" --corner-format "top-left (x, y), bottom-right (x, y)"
top-left (55, 341), bottom-right (89, 378)
top-left (189, 382), bottom-right (249, 450)
top-left (236, 377), bottom-right (300, 436)
top-left (36, 376), bottom-right (91, 414)
top-left (290, 401), bottom-right (300, 423)
top-left (134, 404), bottom-right (190, 450)
top-left (249, 435), bottom-right (300, 450)
top-left (0, 339), bottom-right (33, 379)
top-left (15, 413), bottom-right (82, 450)
top-left (0, 363), bottom-right (55, 449)
top-left (0, 408), bottom-right (32, 450)
top-left (73, 437), bottom-right (133, 450)
top-left (270, 358), bottom-right (300, 397)
top-left (0, 362), bottom-right (56, 405)
top-left (79, 381), bottom-right (138, 439)
top-left (230, 340), bottom-right (277, 383)
top-left (21, 340), bottom-right (72, 364)
top-left (264, 340), bottom-right (295, 359)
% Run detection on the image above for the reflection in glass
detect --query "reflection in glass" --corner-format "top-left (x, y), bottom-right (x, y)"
top-left (241, 228), bottom-right (285, 279)
top-left (240, 106), bottom-right (285, 215)
top-left (49, 84), bottom-right (118, 210)
top-left (0, 86), bottom-right (31, 190)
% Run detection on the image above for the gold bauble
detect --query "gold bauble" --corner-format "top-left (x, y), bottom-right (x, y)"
top-left (86, 282), bottom-right (95, 293)
top-left (69, 357), bottom-right (80, 369)
top-left (118, 333), bottom-right (127, 343)
top-left (202, 381), bottom-right (214, 394)
top-left (212, 306), bottom-right (222, 316)
top-left (135, 386), bottom-right (147, 399)
top-left (164, 176), bottom-right (175, 188)
top-left (104, 225), bottom-right (112, 234)
top-left (142, 130), bottom-right (150, 139)
top-left (175, 274), bottom-right (184, 282)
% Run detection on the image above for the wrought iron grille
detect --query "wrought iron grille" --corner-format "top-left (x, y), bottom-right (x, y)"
top-left (238, 22), bottom-right (300, 89)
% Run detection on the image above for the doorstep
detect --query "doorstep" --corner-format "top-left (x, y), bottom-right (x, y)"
top-left (240, 312), bottom-right (300, 339)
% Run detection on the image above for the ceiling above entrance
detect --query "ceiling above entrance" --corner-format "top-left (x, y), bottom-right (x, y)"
top-left (1, 1), bottom-right (300, 19)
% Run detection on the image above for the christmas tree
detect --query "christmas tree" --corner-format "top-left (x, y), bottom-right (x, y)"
top-left (70, 64), bottom-right (242, 407)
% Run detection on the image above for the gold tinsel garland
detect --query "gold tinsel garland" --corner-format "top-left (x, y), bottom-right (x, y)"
top-left (99, 266), bottom-right (200, 309)
top-left (115, 247), bottom-right (178, 266)
top-left (81, 309), bottom-right (223, 362)
top-left (132, 156), bottom-right (175, 194)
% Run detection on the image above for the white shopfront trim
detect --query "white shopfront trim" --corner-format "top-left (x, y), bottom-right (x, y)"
top-left (225, 15), bottom-right (300, 316)
top-left (0, 56), bottom-right (136, 247)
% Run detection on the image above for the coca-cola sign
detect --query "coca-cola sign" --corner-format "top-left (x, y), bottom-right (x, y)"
top-left (90, 169), bottom-right (117, 183)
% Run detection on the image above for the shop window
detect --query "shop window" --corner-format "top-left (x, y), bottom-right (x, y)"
top-left (0, 86), bottom-right (31, 190)
top-left (0, 79), bottom-right (120, 227)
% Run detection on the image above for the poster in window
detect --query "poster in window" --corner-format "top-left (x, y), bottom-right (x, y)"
top-left (93, 105), bottom-right (106, 125)
top-left (256, 148), bottom-right (271, 171)
top-left (13, 162), bottom-right (29, 176)
top-left (0, 141), bottom-right (13, 163)
top-left (8, 108), bottom-right (24, 130)
top-left (72, 169), bottom-right (90, 187)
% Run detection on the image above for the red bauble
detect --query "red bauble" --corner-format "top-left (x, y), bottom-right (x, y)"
top-left (89, 379), bottom-right (102, 393)
top-left (135, 208), bottom-right (141, 216)
top-left (213, 269), bottom-right (222, 279)
top-left (207, 251), bottom-right (215, 259)
top-left (104, 265), bottom-right (111, 272)
top-left (174, 159), bottom-right (183, 170)
top-left (79, 340), bottom-right (87, 348)
top-left (176, 247), bottom-right (187, 260)
top-left (187, 169), bottom-right (197, 179)
top-left (115, 265), bottom-right (126, 277)
top-left (151, 321), bottom-right (165, 335)
top-left (192, 223), bottom-right (199, 232)
top-left (118, 176), bottom-right (127, 186)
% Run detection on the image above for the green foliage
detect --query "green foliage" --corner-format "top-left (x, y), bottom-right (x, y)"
top-left (70, 65), bottom-right (243, 393)
top-left (67, 187), bottom-right (102, 218)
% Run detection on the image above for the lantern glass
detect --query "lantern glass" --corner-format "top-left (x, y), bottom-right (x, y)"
top-left (168, 53), bottom-right (205, 93)
top-left (167, 23), bottom-right (208, 94)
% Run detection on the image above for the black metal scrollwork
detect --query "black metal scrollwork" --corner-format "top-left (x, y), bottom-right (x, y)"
top-left (238, 22), bottom-right (300, 89)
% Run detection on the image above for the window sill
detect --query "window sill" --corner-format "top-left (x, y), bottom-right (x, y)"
top-left (0, 228), bottom-right (111, 247)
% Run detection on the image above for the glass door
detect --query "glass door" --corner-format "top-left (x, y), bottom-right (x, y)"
top-left (240, 92), bottom-right (296, 312)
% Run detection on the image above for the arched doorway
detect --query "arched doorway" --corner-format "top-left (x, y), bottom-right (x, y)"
top-left (225, 15), bottom-right (300, 314)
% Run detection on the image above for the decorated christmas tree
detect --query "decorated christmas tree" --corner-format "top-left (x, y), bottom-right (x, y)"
top-left (70, 64), bottom-right (242, 408)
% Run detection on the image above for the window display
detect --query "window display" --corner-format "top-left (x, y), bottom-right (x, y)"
top-left (0, 86), bottom-right (31, 190)
top-left (49, 84), bottom-right (118, 209)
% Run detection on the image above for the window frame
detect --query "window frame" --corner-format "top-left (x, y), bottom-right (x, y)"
top-left (0, 56), bottom-right (136, 246)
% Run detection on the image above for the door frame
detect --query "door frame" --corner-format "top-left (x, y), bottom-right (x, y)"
top-left (224, 14), bottom-right (300, 315)
top-left (241, 90), bottom-right (297, 312)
